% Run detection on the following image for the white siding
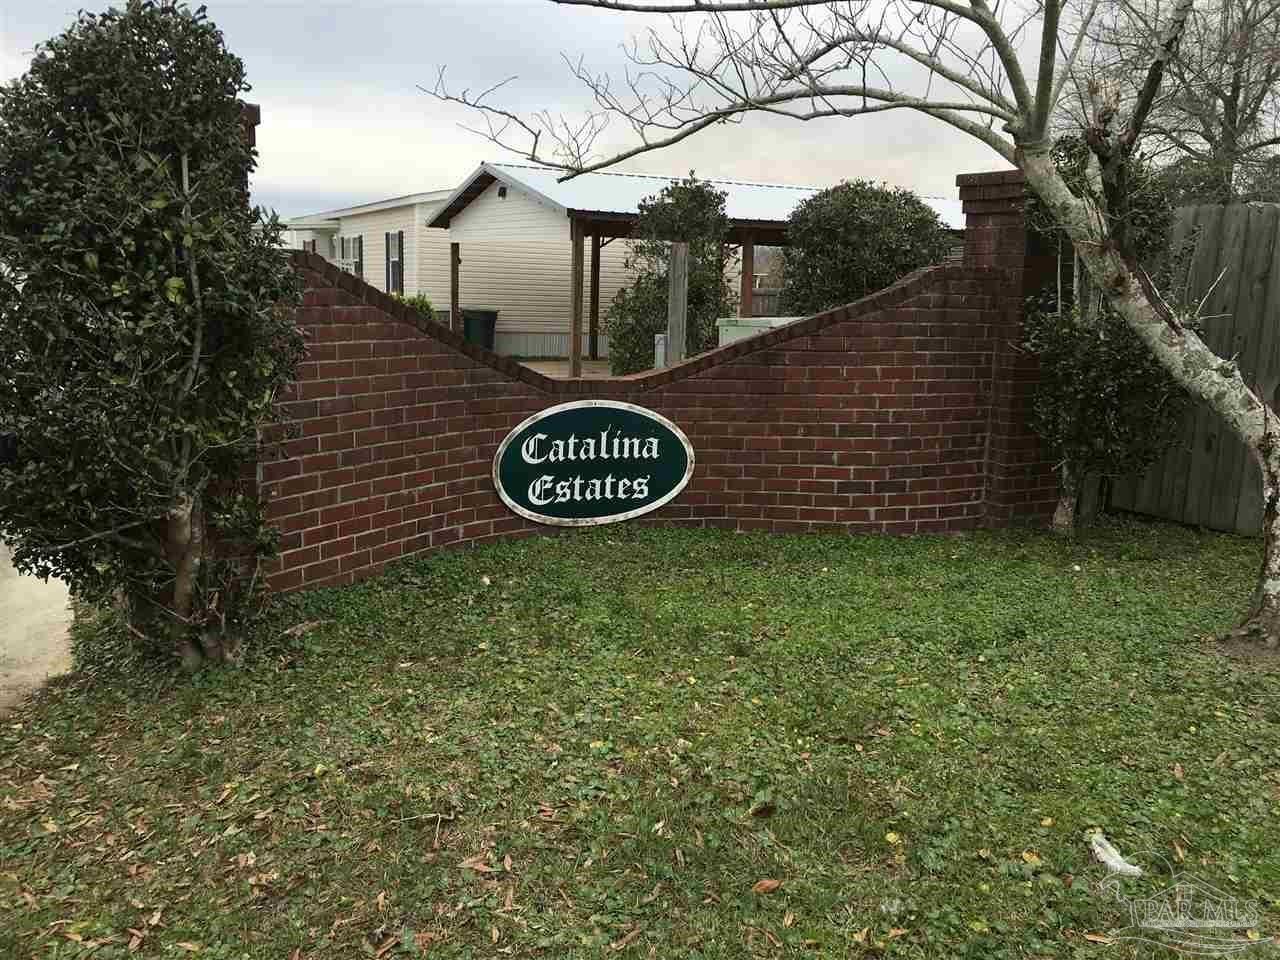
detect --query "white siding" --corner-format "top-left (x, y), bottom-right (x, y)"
top-left (446, 180), bottom-right (636, 347)
top-left (282, 228), bottom-right (336, 261)
top-left (416, 200), bottom-right (453, 313)
top-left (335, 205), bottom-right (417, 295)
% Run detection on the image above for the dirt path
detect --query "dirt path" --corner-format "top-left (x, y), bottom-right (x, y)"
top-left (0, 543), bottom-right (71, 716)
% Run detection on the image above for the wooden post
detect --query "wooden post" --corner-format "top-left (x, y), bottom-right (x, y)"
top-left (666, 241), bottom-right (689, 365)
top-left (569, 218), bottom-right (585, 377)
top-left (449, 242), bottom-right (461, 332)
top-left (588, 233), bottom-right (601, 361)
top-left (739, 233), bottom-right (754, 318)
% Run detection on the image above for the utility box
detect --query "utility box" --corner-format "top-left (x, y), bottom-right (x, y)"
top-left (716, 315), bottom-right (803, 347)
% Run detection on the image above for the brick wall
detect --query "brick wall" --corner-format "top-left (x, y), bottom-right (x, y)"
top-left (956, 171), bottom-right (1059, 520)
top-left (259, 170), bottom-right (1057, 593)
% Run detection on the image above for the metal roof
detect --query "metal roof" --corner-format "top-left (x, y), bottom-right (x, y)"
top-left (428, 162), bottom-right (964, 231)
top-left (289, 188), bottom-right (453, 224)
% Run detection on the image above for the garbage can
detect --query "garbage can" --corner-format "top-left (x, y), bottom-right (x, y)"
top-left (461, 308), bottom-right (498, 351)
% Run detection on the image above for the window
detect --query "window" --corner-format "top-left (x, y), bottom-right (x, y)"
top-left (385, 230), bottom-right (405, 295)
top-left (339, 235), bottom-right (363, 279)
top-left (302, 239), bottom-right (317, 255)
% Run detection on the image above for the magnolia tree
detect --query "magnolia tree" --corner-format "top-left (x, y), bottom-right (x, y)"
top-left (781, 180), bottom-right (953, 315)
top-left (606, 176), bottom-right (737, 374)
top-left (0, 2), bottom-right (304, 669)
top-left (430, 0), bottom-right (1280, 645)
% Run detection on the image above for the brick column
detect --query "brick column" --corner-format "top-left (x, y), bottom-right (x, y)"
top-left (957, 170), bottom-right (1058, 525)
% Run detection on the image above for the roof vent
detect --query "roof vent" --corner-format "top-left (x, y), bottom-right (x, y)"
top-left (497, 185), bottom-right (508, 198)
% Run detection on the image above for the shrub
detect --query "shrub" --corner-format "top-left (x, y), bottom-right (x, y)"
top-left (605, 175), bottom-right (737, 375)
top-left (0, 1), bottom-right (304, 670)
top-left (396, 292), bottom-right (435, 316)
top-left (780, 180), bottom-right (951, 315)
top-left (1024, 297), bottom-right (1191, 532)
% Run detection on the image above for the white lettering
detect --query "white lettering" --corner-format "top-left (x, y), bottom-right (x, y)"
top-left (521, 433), bottom-right (548, 465)
top-left (528, 475), bottom-right (555, 505)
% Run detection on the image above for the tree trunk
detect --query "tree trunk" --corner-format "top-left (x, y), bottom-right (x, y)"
top-left (1052, 462), bottom-right (1080, 536)
top-left (166, 492), bottom-right (219, 670)
top-left (1236, 441), bottom-right (1280, 646)
top-left (1020, 146), bottom-right (1280, 643)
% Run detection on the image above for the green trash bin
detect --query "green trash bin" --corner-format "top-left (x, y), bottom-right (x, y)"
top-left (461, 309), bottom-right (498, 351)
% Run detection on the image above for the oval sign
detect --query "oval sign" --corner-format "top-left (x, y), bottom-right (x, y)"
top-left (493, 400), bottom-right (694, 526)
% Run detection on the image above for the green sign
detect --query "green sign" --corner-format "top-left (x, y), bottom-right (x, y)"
top-left (493, 400), bottom-right (694, 526)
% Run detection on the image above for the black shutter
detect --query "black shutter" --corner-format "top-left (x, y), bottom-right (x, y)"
top-left (397, 230), bottom-right (405, 294)
top-left (385, 232), bottom-right (391, 292)
top-left (357, 236), bottom-right (363, 279)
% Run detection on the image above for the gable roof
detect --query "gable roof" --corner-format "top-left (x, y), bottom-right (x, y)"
top-left (287, 188), bottom-right (454, 225)
top-left (427, 162), bottom-right (964, 234)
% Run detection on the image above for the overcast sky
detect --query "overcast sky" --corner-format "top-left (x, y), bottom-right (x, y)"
top-left (1, 0), bottom-right (1008, 218)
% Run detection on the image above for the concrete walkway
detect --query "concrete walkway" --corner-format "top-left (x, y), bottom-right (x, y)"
top-left (519, 359), bottom-right (613, 379)
top-left (0, 543), bottom-right (71, 716)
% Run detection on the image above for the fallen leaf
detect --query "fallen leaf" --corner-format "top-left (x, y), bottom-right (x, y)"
top-left (503, 853), bottom-right (513, 872)
top-left (752, 879), bottom-right (782, 894)
top-left (490, 925), bottom-right (499, 943)
top-left (148, 907), bottom-right (162, 927)
top-left (373, 935), bottom-right (397, 958)
top-left (460, 854), bottom-right (496, 873)
top-left (281, 620), bottom-right (330, 638)
top-left (1084, 933), bottom-right (1112, 944)
top-left (176, 943), bottom-right (201, 953)
top-left (611, 927), bottom-right (642, 951)
top-left (1022, 850), bottom-right (1042, 866)
top-left (1173, 763), bottom-right (1185, 781)
top-left (783, 911), bottom-right (795, 928)
top-left (888, 927), bottom-right (909, 938)
top-left (1040, 817), bottom-right (1054, 827)
top-left (852, 927), bottom-right (870, 943)
top-left (503, 885), bottom-right (515, 911)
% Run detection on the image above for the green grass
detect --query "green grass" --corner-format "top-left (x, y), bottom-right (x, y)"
top-left (2, 520), bottom-right (1279, 958)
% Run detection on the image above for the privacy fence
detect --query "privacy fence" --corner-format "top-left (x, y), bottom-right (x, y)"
top-left (1112, 203), bottom-right (1280, 534)
top-left (257, 171), bottom-right (1058, 593)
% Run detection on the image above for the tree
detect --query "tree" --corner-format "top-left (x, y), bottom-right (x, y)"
top-left (1073, 0), bottom-right (1280, 202)
top-left (429, 0), bottom-right (1280, 646)
top-left (1022, 135), bottom-right (1191, 534)
top-left (0, 1), bottom-right (304, 669)
top-left (605, 175), bottom-right (737, 374)
top-left (780, 180), bottom-right (952, 315)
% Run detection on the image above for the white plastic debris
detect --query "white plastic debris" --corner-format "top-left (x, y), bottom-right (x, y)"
top-left (1089, 833), bottom-right (1143, 877)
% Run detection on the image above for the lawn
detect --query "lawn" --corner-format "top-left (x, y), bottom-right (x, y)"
top-left (2, 520), bottom-right (1278, 958)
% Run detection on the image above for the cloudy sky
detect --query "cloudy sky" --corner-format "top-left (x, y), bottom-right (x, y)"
top-left (1, 0), bottom-right (1006, 218)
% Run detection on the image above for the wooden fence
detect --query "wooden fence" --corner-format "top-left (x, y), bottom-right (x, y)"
top-left (1111, 203), bottom-right (1280, 535)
